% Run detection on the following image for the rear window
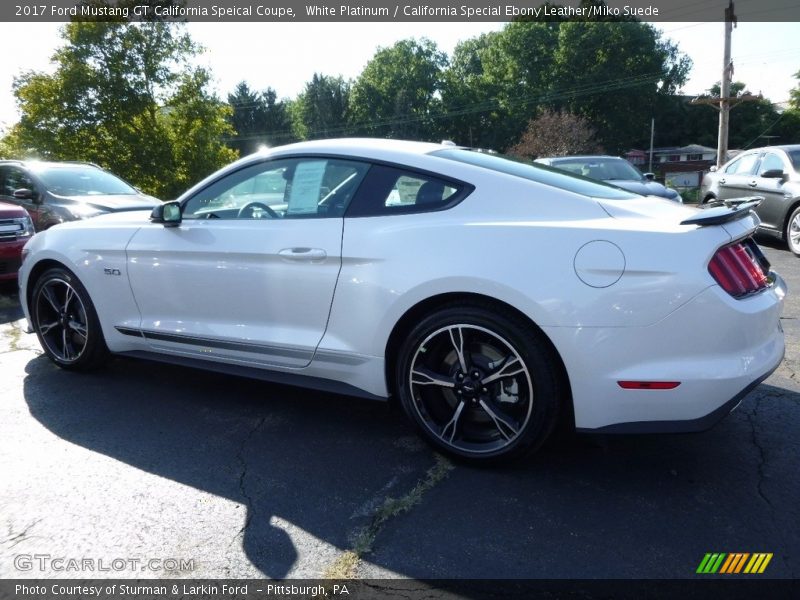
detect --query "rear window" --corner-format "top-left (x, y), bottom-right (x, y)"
top-left (431, 149), bottom-right (639, 200)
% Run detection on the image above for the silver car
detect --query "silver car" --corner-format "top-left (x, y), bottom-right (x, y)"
top-left (701, 145), bottom-right (800, 256)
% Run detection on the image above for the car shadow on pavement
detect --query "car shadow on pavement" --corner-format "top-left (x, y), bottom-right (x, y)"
top-left (21, 352), bottom-right (800, 579)
top-left (0, 283), bottom-right (23, 325)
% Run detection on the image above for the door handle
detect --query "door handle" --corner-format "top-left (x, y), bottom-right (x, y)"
top-left (749, 180), bottom-right (758, 187)
top-left (278, 247), bottom-right (327, 261)
top-left (719, 178), bottom-right (726, 184)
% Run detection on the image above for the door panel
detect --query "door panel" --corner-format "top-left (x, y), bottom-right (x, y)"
top-left (752, 152), bottom-right (791, 231)
top-left (124, 156), bottom-right (369, 369)
top-left (717, 153), bottom-right (759, 201)
top-left (126, 218), bottom-right (342, 368)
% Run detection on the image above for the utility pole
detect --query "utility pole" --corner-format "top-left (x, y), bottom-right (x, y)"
top-left (690, 1), bottom-right (761, 168)
top-left (717, 0), bottom-right (735, 168)
top-left (648, 117), bottom-right (655, 173)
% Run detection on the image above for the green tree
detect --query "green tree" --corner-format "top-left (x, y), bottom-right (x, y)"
top-left (226, 83), bottom-right (295, 153)
top-left (227, 81), bottom-right (270, 155)
top-left (6, 14), bottom-right (234, 198)
top-left (168, 69), bottom-right (237, 196)
top-left (350, 38), bottom-right (448, 139)
top-left (548, 21), bottom-right (691, 152)
top-left (293, 74), bottom-right (351, 140)
top-left (439, 26), bottom-right (558, 149)
top-left (439, 17), bottom-right (689, 153)
top-left (777, 70), bottom-right (800, 144)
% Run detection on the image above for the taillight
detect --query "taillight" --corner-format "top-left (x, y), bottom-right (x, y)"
top-left (708, 240), bottom-right (769, 298)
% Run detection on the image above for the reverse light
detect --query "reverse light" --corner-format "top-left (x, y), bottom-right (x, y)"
top-left (708, 241), bottom-right (768, 298)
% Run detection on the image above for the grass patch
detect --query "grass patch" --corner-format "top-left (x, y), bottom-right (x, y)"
top-left (323, 454), bottom-right (454, 579)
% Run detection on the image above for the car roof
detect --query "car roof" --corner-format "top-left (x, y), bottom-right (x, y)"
top-left (246, 138), bottom-right (447, 165)
top-left (0, 159), bottom-right (101, 169)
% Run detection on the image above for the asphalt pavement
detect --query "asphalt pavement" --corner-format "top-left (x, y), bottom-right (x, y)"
top-left (1, 238), bottom-right (798, 581)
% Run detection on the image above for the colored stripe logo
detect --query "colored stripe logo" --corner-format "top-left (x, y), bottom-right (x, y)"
top-left (697, 553), bottom-right (773, 574)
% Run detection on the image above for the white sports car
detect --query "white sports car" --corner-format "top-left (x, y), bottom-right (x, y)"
top-left (18, 139), bottom-right (786, 462)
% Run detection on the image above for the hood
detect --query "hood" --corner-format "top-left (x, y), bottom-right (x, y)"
top-left (606, 179), bottom-right (677, 199)
top-left (0, 201), bottom-right (29, 219)
top-left (54, 194), bottom-right (161, 212)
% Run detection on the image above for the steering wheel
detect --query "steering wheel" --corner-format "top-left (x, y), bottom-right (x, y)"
top-left (237, 202), bottom-right (279, 219)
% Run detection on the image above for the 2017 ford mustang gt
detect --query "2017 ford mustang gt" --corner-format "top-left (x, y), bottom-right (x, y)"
top-left (18, 139), bottom-right (786, 462)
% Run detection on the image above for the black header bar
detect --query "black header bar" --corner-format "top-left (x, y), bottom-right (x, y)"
top-left (3, 0), bottom-right (799, 22)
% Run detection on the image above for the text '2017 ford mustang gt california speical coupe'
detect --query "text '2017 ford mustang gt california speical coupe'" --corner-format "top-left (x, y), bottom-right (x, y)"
top-left (18, 139), bottom-right (786, 462)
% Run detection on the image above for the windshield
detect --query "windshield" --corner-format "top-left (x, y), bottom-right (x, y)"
top-left (31, 165), bottom-right (137, 196)
top-left (549, 157), bottom-right (644, 181)
top-left (430, 149), bottom-right (638, 200)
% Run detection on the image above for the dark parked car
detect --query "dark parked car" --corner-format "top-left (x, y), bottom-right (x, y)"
top-left (0, 200), bottom-right (34, 281)
top-left (701, 145), bottom-right (800, 255)
top-left (0, 160), bottom-right (159, 231)
top-left (535, 155), bottom-right (683, 203)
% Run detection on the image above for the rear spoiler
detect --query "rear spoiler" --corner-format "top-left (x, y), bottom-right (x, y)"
top-left (680, 197), bottom-right (763, 227)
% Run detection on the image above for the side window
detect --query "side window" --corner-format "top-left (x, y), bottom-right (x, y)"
top-left (2, 167), bottom-right (35, 197)
top-left (182, 157), bottom-right (369, 220)
top-left (758, 153), bottom-right (784, 176)
top-left (350, 165), bottom-right (466, 217)
top-left (0, 167), bottom-right (8, 197)
top-left (725, 153), bottom-right (758, 175)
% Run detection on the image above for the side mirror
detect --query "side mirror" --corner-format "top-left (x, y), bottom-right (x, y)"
top-left (709, 166), bottom-right (718, 172)
top-left (643, 172), bottom-right (655, 181)
top-left (150, 201), bottom-right (182, 227)
top-left (760, 169), bottom-right (786, 180)
top-left (13, 188), bottom-right (36, 201)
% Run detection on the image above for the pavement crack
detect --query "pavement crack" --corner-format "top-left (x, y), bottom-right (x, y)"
top-left (745, 398), bottom-right (773, 511)
top-left (1, 519), bottom-right (42, 548)
top-left (229, 415), bottom-right (266, 548)
top-left (323, 454), bottom-right (454, 579)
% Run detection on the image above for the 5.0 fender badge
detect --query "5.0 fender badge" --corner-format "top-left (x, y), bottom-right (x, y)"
top-left (103, 268), bottom-right (122, 276)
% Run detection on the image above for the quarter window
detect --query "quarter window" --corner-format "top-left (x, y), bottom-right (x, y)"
top-left (348, 164), bottom-right (466, 216)
top-left (182, 157), bottom-right (369, 220)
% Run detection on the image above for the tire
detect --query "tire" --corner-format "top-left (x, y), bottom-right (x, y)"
top-left (395, 302), bottom-right (562, 464)
top-left (31, 267), bottom-right (110, 370)
top-left (785, 204), bottom-right (800, 257)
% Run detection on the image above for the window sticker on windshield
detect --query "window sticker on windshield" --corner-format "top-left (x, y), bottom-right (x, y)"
top-left (288, 160), bottom-right (327, 215)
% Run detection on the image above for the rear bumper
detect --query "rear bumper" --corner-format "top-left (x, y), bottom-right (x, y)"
top-left (575, 358), bottom-right (780, 434)
top-left (545, 273), bottom-right (787, 432)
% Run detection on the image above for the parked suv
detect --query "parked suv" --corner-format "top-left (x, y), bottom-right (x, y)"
top-left (701, 145), bottom-right (800, 255)
top-left (0, 160), bottom-right (159, 231)
top-left (0, 200), bottom-right (34, 281)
